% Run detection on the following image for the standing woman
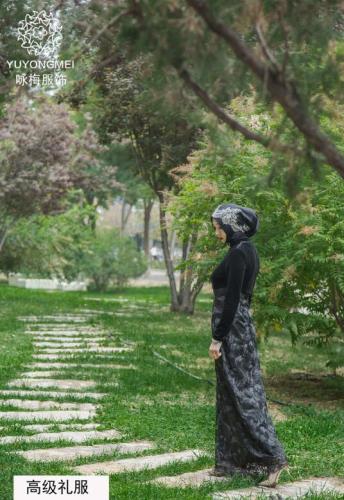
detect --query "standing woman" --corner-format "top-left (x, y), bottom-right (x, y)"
top-left (208, 203), bottom-right (289, 487)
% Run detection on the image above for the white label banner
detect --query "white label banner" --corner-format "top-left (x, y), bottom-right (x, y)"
top-left (13, 476), bottom-right (109, 500)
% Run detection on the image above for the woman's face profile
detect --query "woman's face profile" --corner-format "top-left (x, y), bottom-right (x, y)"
top-left (212, 219), bottom-right (227, 243)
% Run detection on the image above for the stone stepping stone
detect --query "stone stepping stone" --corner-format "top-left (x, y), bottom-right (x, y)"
top-left (37, 347), bottom-right (132, 354)
top-left (15, 440), bottom-right (155, 462)
top-left (32, 354), bottom-right (125, 361)
top-left (150, 468), bottom-right (228, 488)
top-left (21, 371), bottom-right (60, 378)
top-left (0, 428), bottom-right (122, 445)
top-left (33, 341), bottom-right (105, 347)
top-left (19, 316), bottom-right (89, 322)
top-left (18, 423), bottom-right (100, 432)
top-left (27, 363), bottom-right (136, 370)
top-left (0, 423), bottom-right (100, 432)
top-left (85, 297), bottom-right (129, 303)
top-left (7, 379), bottom-right (97, 390)
top-left (35, 344), bottom-right (101, 350)
top-left (29, 332), bottom-right (106, 338)
top-left (74, 449), bottom-right (207, 474)
top-left (29, 332), bottom-right (105, 337)
top-left (0, 399), bottom-right (96, 411)
top-left (33, 337), bottom-right (110, 347)
top-left (21, 320), bottom-right (88, 325)
top-left (212, 477), bottom-right (344, 499)
top-left (25, 323), bottom-right (103, 333)
top-left (0, 409), bottom-right (96, 421)
top-left (27, 324), bottom-right (98, 327)
top-left (26, 327), bottom-right (101, 331)
top-left (0, 390), bottom-right (106, 400)
top-left (33, 342), bottom-right (101, 347)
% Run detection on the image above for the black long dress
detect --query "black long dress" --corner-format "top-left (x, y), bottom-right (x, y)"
top-left (210, 232), bottom-right (288, 476)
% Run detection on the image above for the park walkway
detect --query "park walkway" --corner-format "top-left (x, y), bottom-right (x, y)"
top-left (0, 306), bottom-right (343, 499)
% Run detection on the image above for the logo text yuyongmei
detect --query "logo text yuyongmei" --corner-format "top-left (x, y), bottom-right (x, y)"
top-left (6, 10), bottom-right (74, 88)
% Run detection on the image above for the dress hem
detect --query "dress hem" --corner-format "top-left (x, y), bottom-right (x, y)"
top-left (215, 458), bottom-right (289, 477)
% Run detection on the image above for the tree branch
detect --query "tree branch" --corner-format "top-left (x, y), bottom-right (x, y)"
top-left (186, 0), bottom-right (344, 179)
top-left (73, 10), bottom-right (132, 65)
top-left (178, 67), bottom-right (303, 156)
top-left (255, 22), bottom-right (280, 72)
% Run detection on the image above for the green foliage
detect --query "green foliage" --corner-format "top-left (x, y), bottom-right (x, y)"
top-left (0, 209), bottom-right (148, 292)
top-left (80, 229), bottom-right (147, 291)
top-left (70, 0), bottom-right (344, 185)
top-left (169, 101), bottom-right (344, 368)
top-left (0, 201), bottom-right (95, 280)
top-left (84, 53), bottom-right (199, 194)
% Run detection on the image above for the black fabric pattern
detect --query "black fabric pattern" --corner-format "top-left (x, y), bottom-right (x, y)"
top-left (211, 240), bottom-right (259, 341)
top-left (210, 240), bottom-right (288, 476)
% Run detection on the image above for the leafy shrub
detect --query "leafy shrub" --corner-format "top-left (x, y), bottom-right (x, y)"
top-left (0, 203), bottom-right (94, 280)
top-left (81, 229), bottom-right (147, 291)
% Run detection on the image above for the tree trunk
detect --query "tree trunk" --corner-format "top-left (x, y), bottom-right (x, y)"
top-left (0, 218), bottom-right (15, 253)
top-left (0, 228), bottom-right (9, 253)
top-left (178, 231), bottom-right (200, 314)
top-left (156, 195), bottom-right (203, 314)
top-left (143, 198), bottom-right (154, 259)
top-left (169, 229), bottom-right (177, 262)
top-left (121, 198), bottom-right (132, 233)
top-left (157, 191), bottom-right (180, 311)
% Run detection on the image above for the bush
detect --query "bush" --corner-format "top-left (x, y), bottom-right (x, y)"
top-left (81, 229), bottom-right (147, 291)
top-left (0, 204), bottom-right (94, 280)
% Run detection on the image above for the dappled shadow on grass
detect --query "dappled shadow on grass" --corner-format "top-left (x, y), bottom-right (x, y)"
top-left (265, 371), bottom-right (344, 410)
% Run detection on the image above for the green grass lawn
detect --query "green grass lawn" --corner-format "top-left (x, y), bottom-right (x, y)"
top-left (0, 284), bottom-right (343, 499)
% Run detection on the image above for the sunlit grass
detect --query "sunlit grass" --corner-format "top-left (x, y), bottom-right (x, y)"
top-left (0, 284), bottom-right (343, 499)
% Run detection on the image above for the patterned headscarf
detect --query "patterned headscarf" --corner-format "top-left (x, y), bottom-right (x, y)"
top-left (211, 203), bottom-right (259, 240)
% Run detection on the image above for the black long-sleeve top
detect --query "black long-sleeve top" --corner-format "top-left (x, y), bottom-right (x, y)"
top-left (210, 233), bottom-right (260, 341)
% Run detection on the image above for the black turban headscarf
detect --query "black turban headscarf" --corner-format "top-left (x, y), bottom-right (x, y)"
top-left (211, 203), bottom-right (259, 245)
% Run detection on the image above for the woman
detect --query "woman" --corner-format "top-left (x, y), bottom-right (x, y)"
top-left (208, 203), bottom-right (289, 487)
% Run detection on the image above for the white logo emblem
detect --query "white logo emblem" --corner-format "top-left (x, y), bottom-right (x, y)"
top-left (17, 10), bottom-right (62, 57)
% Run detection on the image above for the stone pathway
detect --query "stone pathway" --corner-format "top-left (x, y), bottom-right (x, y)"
top-left (0, 410), bottom-right (96, 421)
top-left (74, 449), bottom-right (207, 474)
top-left (17, 441), bottom-right (156, 462)
top-left (0, 399), bottom-right (97, 411)
top-left (31, 337), bottom-right (107, 342)
top-left (212, 477), bottom-right (344, 499)
top-left (1, 313), bottom-right (131, 461)
top-left (36, 347), bottom-right (132, 354)
top-left (0, 429), bottom-right (122, 445)
top-left (2, 311), bottom-right (205, 487)
top-left (149, 468), bottom-right (344, 498)
top-left (31, 354), bottom-right (124, 361)
top-left (7, 378), bottom-right (98, 389)
top-left (0, 389), bottom-right (106, 400)
top-left (3, 309), bottom-right (342, 499)
top-left (27, 362), bottom-right (136, 369)
top-left (150, 468), bottom-right (228, 488)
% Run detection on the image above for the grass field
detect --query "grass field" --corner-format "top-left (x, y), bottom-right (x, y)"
top-left (0, 284), bottom-right (343, 499)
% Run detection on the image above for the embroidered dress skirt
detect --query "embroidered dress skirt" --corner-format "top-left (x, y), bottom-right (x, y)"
top-left (212, 287), bottom-right (288, 475)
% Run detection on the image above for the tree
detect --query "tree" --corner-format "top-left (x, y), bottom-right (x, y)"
top-left (0, 95), bottom-right (119, 250)
top-left (74, 0), bottom-right (344, 184)
top-left (169, 99), bottom-right (344, 369)
top-left (65, 52), bottom-right (202, 311)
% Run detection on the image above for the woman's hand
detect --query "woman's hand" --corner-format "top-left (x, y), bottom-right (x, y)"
top-left (209, 339), bottom-right (222, 360)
